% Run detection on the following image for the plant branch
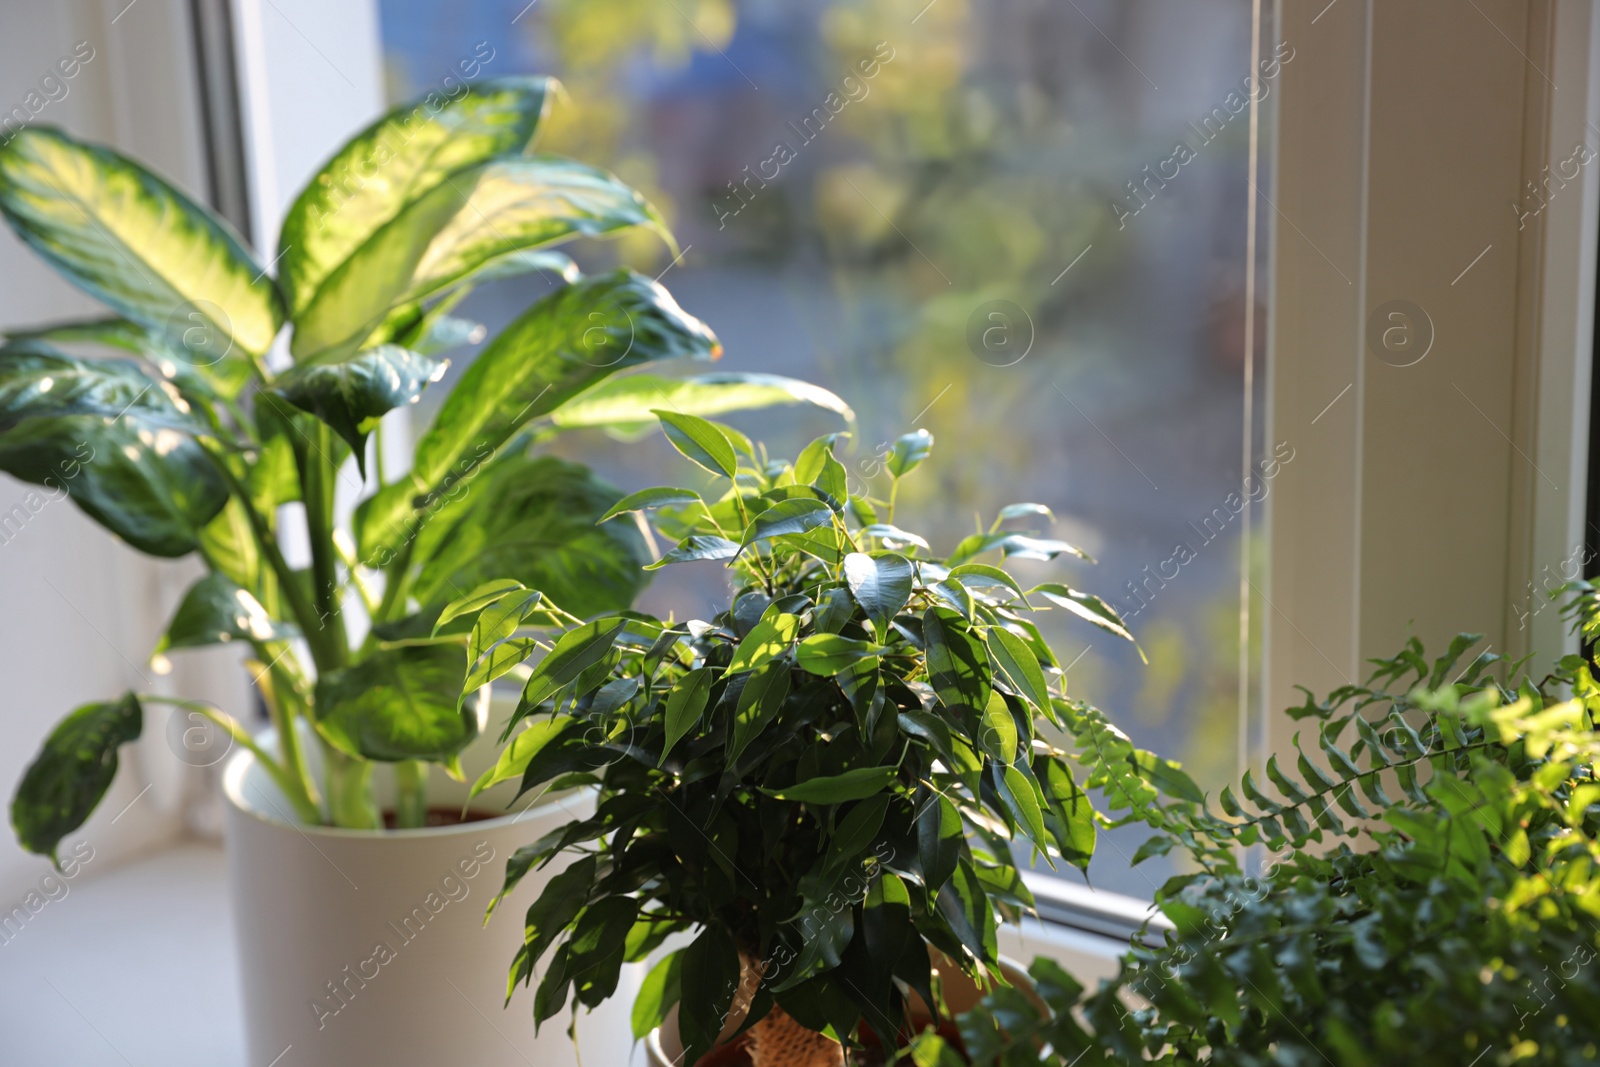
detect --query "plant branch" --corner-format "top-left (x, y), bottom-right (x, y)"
top-left (141, 696), bottom-right (322, 824)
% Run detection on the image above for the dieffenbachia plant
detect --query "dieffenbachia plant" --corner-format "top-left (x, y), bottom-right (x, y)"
top-left (437, 419), bottom-right (1165, 1066)
top-left (1, 77), bottom-right (850, 854)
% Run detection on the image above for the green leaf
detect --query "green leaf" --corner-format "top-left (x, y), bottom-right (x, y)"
top-left (280, 78), bottom-right (549, 360)
top-left (843, 552), bottom-right (914, 641)
top-left (0, 414), bottom-right (228, 557)
top-left (1030, 582), bottom-right (1139, 646)
top-left (410, 455), bottom-right (651, 619)
top-left (999, 535), bottom-right (1089, 562)
top-left (946, 564), bottom-right (1026, 601)
top-left (0, 128), bottom-right (282, 360)
top-left (826, 794), bottom-right (891, 868)
top-left (725, 612), bottom-right (799, 674)
top-left (660, 666), bottom-right (714, 764)
top-left (728, 658), bottom-right (793, 764)
top-left (631, 949), bottom-right (683, 1040)
top-left (935, 858), bottom-right (997, 963)
top-left (655, 409), bottom-right (738, 478)
top-left (521, 854), bottom-right (596, 980)
top-left (997, 502), bottom-right (1055, 524)
top-left (11, 693), bottom-right (142, 863)
top-left (568, 894), bottom-right (642, 1008)
top-left (860, 524), bottom-right (929, 550)
top-left (763, 765), bottom-right (900, 804)
top-left (434, 579), bottom-right (527, 633)
top-left (313, 642), bottom-right (473, 762)
top-left (273, 345), bottom-right (445, 472)
top-left (154, 572), bottom-right (297, 655)
top-left (357, 270), bottom-right (717, 556)
top-left (741, 498), bottom-right (832, 548)
top-left (679, 925), bottom-right (740, 1067)
top-left (519, 616), bottom-right (629, 710)
top-left (978, 691), bottom-right (1019, 764)
top-left (1132, 750), bottom-right (1205, 804)
top-left (3, 316), bottom-right (254, 402)
top-left (549, 371), bottom-right (854, 434)
top-left (0, 343), bottom-right (205, 434)
top-left (986, 626), bottom-right (1052, 713)
top-left (886, 429), bottom-right (933, 478)
top-left (645, 534), bottom-right (740, 570)
top-left (469, 717), bottom-right (568, 802)
top-left (796, 634), bottom-right (883, 676)
top-left (1042, 759), bottom-right (1095, 870)
top-left (404, 156), bottom-right (669, 304)
top-left (923, 607), bottom-right (992, 712)
top-left (917, 792), bottom-right (964, 892)
top-left (998, 764), bottom-right (1049, 848)
top-left (598, 485), bottom-right (702, 522)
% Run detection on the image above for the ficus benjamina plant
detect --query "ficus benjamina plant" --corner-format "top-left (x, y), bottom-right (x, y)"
top-left (910, 595), bottom-right (1600, 1066)
top-left (437, 415), bottom-right (1177, 1066)
top-left (1, 76), bottom-right (853, 855)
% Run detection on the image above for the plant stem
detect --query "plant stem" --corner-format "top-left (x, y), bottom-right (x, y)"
top-left (250, 642), bottom-right (322, 812)
top-left (300, 422), bottom-right (348, 666)
top-left (395, 760), bottom-right (429, 829)
top-left (200, 443), bottom-right (343, 670)
top-left (325, 747), bottom-right (382, 829)
top-left (373, 534), bottom-right (417, 626)
top-left (141, 696), bottom-right (322, 824)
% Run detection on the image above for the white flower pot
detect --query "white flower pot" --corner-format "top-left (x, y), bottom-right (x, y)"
top-left (222, 729), bottom-right (635, 1067)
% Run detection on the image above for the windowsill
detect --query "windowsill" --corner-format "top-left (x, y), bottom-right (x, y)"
top-left (0, 842), bottom-right (1141, 1064)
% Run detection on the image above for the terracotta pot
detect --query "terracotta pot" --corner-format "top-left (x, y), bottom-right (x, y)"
top-left (222, 726), bottom-right (638, 1067)
top-left (645, 950), bottom-right (1036, 1067)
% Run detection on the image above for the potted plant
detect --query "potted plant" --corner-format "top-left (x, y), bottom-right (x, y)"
top-left (917, 608), bottom-right (1600, 1066)
top-left (444, 414), bottom-right (1157, 1065)
top-left (0, 78), bottom-right (848, 1066)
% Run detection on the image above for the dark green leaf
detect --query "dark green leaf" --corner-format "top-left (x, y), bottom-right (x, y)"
top-left (923, 607), bottom-right (992, 713)
top-left (679, 924), bottom-right (740, 1066)
top-left (660, 666), bottom-right (715, 764)
top-left (273, 345), bottom-right (445, 471)
top-left (519, 616), bottom-right (629, 709)
top-left (154, 572), bottom-right (297, 654)
top-left (728, 658), bottom-right (792, 765)
top-left (568, 894), bottom-right (641, 1008)
top-left (11, 693), bottom-right (141, 863)
top-left (520, 853), bottom-right (596, 981)
top-left (741, 498), bottom-right (833, 548)
top-left (645, 534), bottom-right (741, 570)
top-left (598, 485), bottom-right (702, 522)
top-left (763, 765), bottom-right (900, 804)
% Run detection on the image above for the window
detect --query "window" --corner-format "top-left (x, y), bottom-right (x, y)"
top-left (377, 0), bottom-right (1277, 898)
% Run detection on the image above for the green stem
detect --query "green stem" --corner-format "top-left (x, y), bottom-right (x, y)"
top-left (325, 747), bottom-right (382, 829)
top-left (300, 422), bottom-right (348, 666)
top-left (200, 443), bottom-right (342, 671)
top-left (373, 534), bottom-right (417, 626)
top-left (142, 696), bottom-right (322, 824)
top-left (395, 760), bottom-right (429, 829)
top-left (250, 642), bottom-right (322, 812)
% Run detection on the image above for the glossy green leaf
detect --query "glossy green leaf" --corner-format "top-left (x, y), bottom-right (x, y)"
top-left (860, 524), bottom-right (929, 550)
top-left (11, 693), bottom-right (142, 863)
top-left (519, 616), bottom-right (629, 710)
top-left (281, 78), bottom-right (550, 360)
top-left (917, 792), bottom-right (964, 893)
top-left (923, 607), bottom-right (992, 712)
top-left (410, 455), bottom-right (651, 619)
top-left (741, 498), bottom-right (832, 548)
top-left (844, 552), bottom-right (914, 641)
top-left (548, 371), bottom-right (854, 433)
top-left (728, 658), bottom-right (792, 764)
top-left (0, 414), bottom-right (228, 557)
top-left (660, 666), bottom-right (714, 764)
top-left (654, 409), bottom-right (738, 478)
top-left (469, 716), bottom-right (571, 802)
top-left (947, 563), bottom-right (1026, 601)
top-left (979, 691), bottom-right (1019, 764)
top-left (763, 765), bottom-right (900, 804)
top-left (646, 534), bottom-right (740, 571)
top-left (1031, 582), bottom-right (1139, 645)
top-left (154, 572), bottom-right (296, 655)
top-left (0, 127), bottom-right (282, 360)
top-left (434, 579), bottom-right (527, 633)
top-left (825, 794), bottom-right (891, 868)
top-left (998, 764), bottom-right (1049, 848)
top-left (886, 429), bottom-right (933, 478)
top-left (3, 316), bottom-right (254, 402)
top-left (598, 485), bottom-right (702, 522)
top-left (996, 502), bottom-right (1055, 524)
top-left (357, 270), bottom-right (718, 556)
top-left (0, 343), bottom-right (205, 434)
top-left (1042, 759), bottom-right (1095, 870)
top-left (273, 345), bottom-right (445, 471)
top-left (935, 858), bottom-right (998, 963)
top-left (795, 633), bottom-right (883, 676)
top-left (986, 626), bottom-right (1052, 712)
top-left (521, 853), bottom-right (596, 980)
top-left (725, 612), bottom-right (799, 674)
top-left (313, 642), bottom-right (473, 762)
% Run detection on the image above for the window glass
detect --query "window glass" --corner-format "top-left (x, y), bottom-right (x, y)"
top-left (378, 0), bottom-right (1274, 898)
